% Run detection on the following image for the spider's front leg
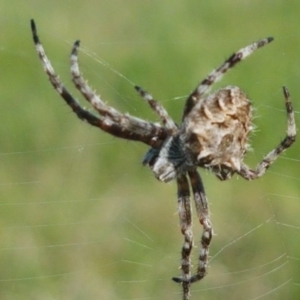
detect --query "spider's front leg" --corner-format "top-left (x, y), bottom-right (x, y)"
top-left (30, 19), bottom-right (167, 149)
top-left (173, 174), bottom-right (193, 300)
top-left (188, 170), bottom-right (212, 283)
top-left (173, 170), bottom-right (212, 291)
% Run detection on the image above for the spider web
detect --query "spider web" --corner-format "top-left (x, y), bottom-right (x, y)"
top-left (1, 2), bottom-right (300, 299)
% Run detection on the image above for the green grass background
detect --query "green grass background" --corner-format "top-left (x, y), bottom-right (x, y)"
top-left (1, 0), bottom-right (300, 299)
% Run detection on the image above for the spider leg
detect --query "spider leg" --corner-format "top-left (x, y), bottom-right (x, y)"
top-left (31, 19), bottom-right (166, 148)
top-left (188, 170), bottom-right (212, 283)
top-left (70, 41), bottom-right (131, 122)
top-left (238, 86), bottom-right (296, 180)
top-left (172, 174), bottom-right (193, 300)
top-left (182, 37), bottom-right (274, 119)
top-left (173, 170), bottom-right (212, 292)
top-left (134, 86), bottom-right (177, 133)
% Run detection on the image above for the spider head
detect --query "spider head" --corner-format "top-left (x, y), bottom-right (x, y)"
top-left (143, 136), bottom-right (189, 182)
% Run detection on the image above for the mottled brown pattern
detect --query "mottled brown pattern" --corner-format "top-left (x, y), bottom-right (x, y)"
top-left (185, 86), bottom-right (252, 178)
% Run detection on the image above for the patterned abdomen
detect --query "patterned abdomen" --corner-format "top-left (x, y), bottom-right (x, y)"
top-left (184, 86), bottom-right (252, 177)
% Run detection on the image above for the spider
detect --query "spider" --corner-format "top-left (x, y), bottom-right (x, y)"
top-left (30, 19), bottom-right (296, 300)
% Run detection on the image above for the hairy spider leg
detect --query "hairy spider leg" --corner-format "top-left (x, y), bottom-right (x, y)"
top-left (182, 37), bottom-right (274, 119)
top-left (30, 19), bottom-right (166, 148)
top-left (174, 174), bottom-right (193, 300)
top-left (238, 86), bottom-right (296, 180)
top-left (189, 170), bottom-right (212, 283)
top-left (173, 170), bottom-right (212, 289)
top-left (135, 86), bottom-right (178, 133)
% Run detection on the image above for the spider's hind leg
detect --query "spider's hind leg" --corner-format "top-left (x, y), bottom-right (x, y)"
top-left (182, 37), bottom-right (274, 119)
top-left (238, 86), bottom-right (296, 180)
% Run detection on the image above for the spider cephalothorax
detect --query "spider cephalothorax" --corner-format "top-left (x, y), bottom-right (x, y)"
top-left (30, 19), bottom-right (296, 300)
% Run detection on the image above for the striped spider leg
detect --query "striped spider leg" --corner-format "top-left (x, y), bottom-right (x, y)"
top-left (30, 20), bottom-right (169, 149)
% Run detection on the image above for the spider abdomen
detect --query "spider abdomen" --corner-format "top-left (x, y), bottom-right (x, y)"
top-left (184, 86), bottom-right (252, 177)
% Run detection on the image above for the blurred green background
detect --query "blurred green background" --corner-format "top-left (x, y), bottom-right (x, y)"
top-left (1, 0), bottom-right (300, 299)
